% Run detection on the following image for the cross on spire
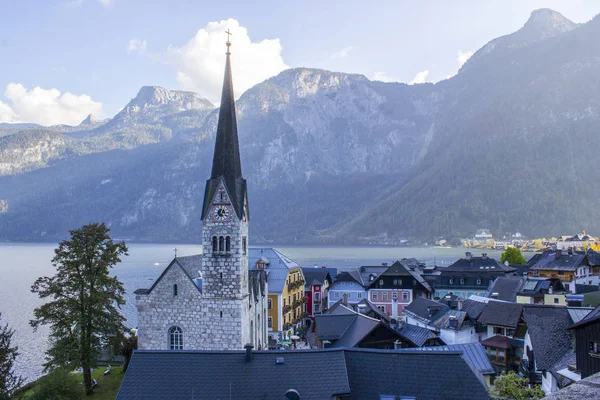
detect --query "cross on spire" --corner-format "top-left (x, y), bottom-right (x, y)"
top-left (173, 247), bottom-right (178, 258)
top-left (225, 29), bottom-right (232, 54)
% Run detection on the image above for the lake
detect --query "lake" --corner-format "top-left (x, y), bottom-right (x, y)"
top-left (0, 242), bottom-right (503, 382)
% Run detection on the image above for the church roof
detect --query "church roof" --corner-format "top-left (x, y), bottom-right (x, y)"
top-left (201, 49), bottom-right (247, 220)
top-left (134, 255), bottom-right (203, 295)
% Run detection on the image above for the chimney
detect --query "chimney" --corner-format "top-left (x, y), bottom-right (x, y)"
top-left (244, 343), bottom-right (253, 363)
top-left (465, 252), bottom-right (472, 260)
top-left (342, 293), bottom-right (348, 306)
top-left (482, 253), bottom-right (488, 259)
top-left (457, 298), bottom-right (463, 311)
top-left (556, 249), bottom-right (562, 259)
top-left (449, 315), bottom-right (458, 329)
top-left (568, 247), bottom-right (573, 255)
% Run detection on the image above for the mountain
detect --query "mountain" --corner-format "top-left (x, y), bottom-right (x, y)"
top-left (1, 9), bottom-right (600, 243)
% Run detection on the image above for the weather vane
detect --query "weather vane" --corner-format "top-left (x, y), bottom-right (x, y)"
top-left (225, 29), bottom-right (232, 54)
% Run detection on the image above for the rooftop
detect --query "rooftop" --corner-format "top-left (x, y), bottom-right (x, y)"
top-left (248, 248), bottom-right (302, 293)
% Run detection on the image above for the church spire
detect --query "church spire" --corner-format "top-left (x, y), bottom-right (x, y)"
top-left (202, 33), bottom-right (247, 221)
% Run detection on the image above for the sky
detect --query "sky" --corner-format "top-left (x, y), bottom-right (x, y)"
top-left (0, 0), bottom-right (598, 126)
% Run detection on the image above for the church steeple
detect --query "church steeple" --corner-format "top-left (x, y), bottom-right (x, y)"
top-left (201, 35), bottom-right (248, 221)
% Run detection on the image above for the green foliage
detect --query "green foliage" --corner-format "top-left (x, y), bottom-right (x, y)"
top-left (29, 369), bottom-right (80, 400)
top-left (490, 371), bottom-right (544, 400)
top-left (0, 313), bottom-right (23, 400)
top-left (119, 333), bottom-right (137, 373)
top-left (500, 247), bottom-right (527, 265)
top-left (30, 223), bottom-right (128, 395)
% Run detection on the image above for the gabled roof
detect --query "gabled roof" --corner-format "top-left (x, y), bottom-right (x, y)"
top-left (432, 310), bottom-right (469, 331)
top-left (355, 298), bottom-right (391, 322)
top-left (331, 270), bottom-right (363, 286)
top-left (117, 348), bottom-right (490, 400)
top-left (477, 301), bottom-right (524, 328)
top-left (444, 254), bottom-right (515, 274)
top-left (529, 251), bottom-right (588, 272)
top-left (403, 297), bottom-right (449, 325)
top-left (248, 248), bottom-right (301, 294)
top-left (522, 306), bottom-right (573, 371)
top-left (356, 265), bottom-right (388, 286)
top-left (315, 311), bottom-right (390, 348)
top-left (485, 276), bottom-right (525, 302)
top-left (567, 307), bottom-right (593, 325)
top-left (570, 304), bottom-right (600, 329)
top-left (134, 255), bottom-right (203, 295)
top-left (397, 323), bottom-right (440, 347)
top-left (301, 267), bottom-right (331, 287)
top-left (365, 260), bottom-right (432, 292)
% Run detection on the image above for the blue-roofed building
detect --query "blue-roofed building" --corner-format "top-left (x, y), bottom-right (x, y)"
top-left (249, 248), bottom-right (305, 343)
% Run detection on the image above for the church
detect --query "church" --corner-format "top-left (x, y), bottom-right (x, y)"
top-left (134, 37), bottom-right (269, 351)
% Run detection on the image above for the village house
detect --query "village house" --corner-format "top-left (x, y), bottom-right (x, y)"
top-left (516, 278), bottom-right (566, 305)
top-left (301, 267), bottom-right (332, 317)
top-left (249, 248), bottom-right (305, 342)
top-left (556, 232), bottom-right (598, 250)
top-left (327, 270), bottom-right (368, 309)
top-left (433, 252), bottom-right (516, 299)
top-left (528, 250), bottom-right (600, 293)
top-left (366, 260), bottom-right (433, 319)
top-left (570, 304), bottom-right (600, 379)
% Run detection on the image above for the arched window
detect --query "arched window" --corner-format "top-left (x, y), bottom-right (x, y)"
top-left (226, 236), bottom-right (231, 252)
top-left (219, 236), bottom-right (224, 252)
top-left (169, 326), bottom-right (183, 350)
top-left (173, 284), bottom-right (178, 296)
top-left (212, 236), bottom-right (218, 252)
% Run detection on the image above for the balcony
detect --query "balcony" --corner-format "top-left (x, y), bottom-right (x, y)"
top-left (282, 305), bottom-right (291, 314)
top-left (293, 300), bottom-right (303, 308)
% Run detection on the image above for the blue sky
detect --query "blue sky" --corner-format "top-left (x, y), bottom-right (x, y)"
top-left (0, 0), bottom-right (598, 125)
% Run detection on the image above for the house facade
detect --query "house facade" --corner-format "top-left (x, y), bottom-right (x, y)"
top-left (302, 268), bottom-right (332, 316)
top-left (327, 270), bottom-right (369, 309)
top-left (570, 305), bottom-right (600, 378)
top-left (249, 248), bottom-right (305, 341)
top-left (528, 250), bottom-right (600, 293)
top-left (433, 252), bottom-right (516, 299)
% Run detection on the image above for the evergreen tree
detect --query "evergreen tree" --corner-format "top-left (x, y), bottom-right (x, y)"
top-left (0, 313), bottom-right (23, 400)
top-left (500, 247), bottom-right (527, 265)
top-left (30, 222), bottom-right (128, 395)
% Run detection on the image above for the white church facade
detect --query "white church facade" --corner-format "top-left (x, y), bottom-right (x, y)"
top-left (135, 38), bottom-right (269, 351)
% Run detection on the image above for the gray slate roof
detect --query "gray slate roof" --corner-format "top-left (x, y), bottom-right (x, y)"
top-left (570, 304), bottom-right (600, 329)
top-left (397, 323), bottom-right (440, 347)
top-left (403, 296), bottom-right (449, 324)
top-left (567, 307), bottom-right (593, 325)
top-left (404, 342), bottom-right (495, 375)
top-left (462, 298), bottom-right (488, 320)
top-left (478, 301), bottom-right (524, 328)
top-left (522, 306), bottom-right (573, 371)
top-left (301, 267), bottom-right (331, 287)
top-left (542, 371), bottom-right (600, 400)
top-left (485, 276), bottom-right (525, 302)
top-left (444, 255), bottom-right (515, 273)
top-left (315, 311), bottom-right (385, 347)
top-left (117, 348), bottom-right (490, 400)
top-left (248, 248), bottom-right (301, 294)
top-left (530, 251), bottom-right (587, 272)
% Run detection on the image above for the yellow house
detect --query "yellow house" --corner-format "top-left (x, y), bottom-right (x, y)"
top-left (249, 248), bottom-right (305, 343)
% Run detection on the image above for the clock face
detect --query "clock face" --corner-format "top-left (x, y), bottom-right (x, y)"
top-left (214, 205), bottom-right (230, 221)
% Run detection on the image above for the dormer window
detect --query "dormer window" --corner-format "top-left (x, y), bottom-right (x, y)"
top-left (379, 279), bottom-right (384, 285)
top-left (460, 278), bottom-right (465, 285)
top-left (476, 279), bottom-right (482, 285)
top-left (449, 279), bottom-right (454, 284)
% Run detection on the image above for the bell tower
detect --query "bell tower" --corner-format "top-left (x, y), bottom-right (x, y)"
top-left (199, 32), bottom-right (251, 349)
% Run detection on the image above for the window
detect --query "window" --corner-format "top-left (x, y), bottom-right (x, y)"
top-left (553, 297), bottom-right (559, 304)
top-left (212, 236), bottom-right (218, 252)
top-left (393, 279), bottom-right (398, 285)
top-left (449, 279), bottom-right (454, 284)
top-left (372, 292), bottom-right (378, 300)
top-left (377, 306), bottom-right (386, 313)
top-left (342, 281), bottom-right (346, 286)
top-left (169, 326), bottom-right (183, 350)
top-left (283, 298), bottom-right (286, 306)
top-left (476, 279), bottom-right (482, 285)
top-left (379, 279), bottom-right (384, 285)
top-left (268, 317), bottom-right (272, 328)
top-left (219, 236), bottom-right (224, 252)
top-left (382, 292), bottom-right (388, 300)
top-left (315, 304), bottom-right (320, 313)
top-left (314, 292), bottom-right (321, 301)
top-left (392, 292), bottom-right (398, 300)
top-left (460, 278), bottom-right (465, 285)
top-left (402, 292), bottom-right (409, 301)
top-left (173, 284), bottom-right (178, 296)
top-left (493, 326), bottom-right (505, 336)
top-left (335, 292), bottom-right (340, 298)
top-left (242, 237), bottom-right (247, 255)
top-left (357, 292), bottom-right (362, 299)
top-left (268, 298), bottom-right (272, 310)
top-left (590, 341), bottom-right (600, 355)
top-left (225, 236), bottom-right (231, 252)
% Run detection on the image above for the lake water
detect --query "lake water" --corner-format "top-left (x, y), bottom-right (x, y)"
top-left (0, 242), bottom-right (503, 382)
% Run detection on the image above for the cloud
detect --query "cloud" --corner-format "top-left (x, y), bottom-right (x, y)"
top-left (330, 46), bottom-right (354, 60)
top-left (64, 0), bottom-right (83, 7)
top-left (128, 39), bottom-right (147, 54)
top-left (98, 0), bottom-right (112, 5)
top-left (371, 72), bottom-right (399, 83)
top-left (0, 83), bottom-right (103, 126)
top-left (457, 50), bottom-right (474, 67)
top-left (408, 70), bottom-right (430, 85)
top-left (167, 18), bottom-right (288, 103)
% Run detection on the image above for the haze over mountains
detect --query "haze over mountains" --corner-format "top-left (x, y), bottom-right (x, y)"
top-left (1, 9), bottom-right (599, 244)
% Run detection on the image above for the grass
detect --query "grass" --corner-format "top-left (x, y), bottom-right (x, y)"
top-left (18, 366), bottom-right (125, 400)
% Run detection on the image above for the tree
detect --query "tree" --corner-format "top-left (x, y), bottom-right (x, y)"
top-left (120, 331), bottom-right (138, 372)
top-left (30, 222), bottom-right (128, 395)
top-left (500, 247), bottom-right (527, 265)
top-left (490, 371), bottom-right (544, 400)
top-left (0, 313), bottom-right (23, 400)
